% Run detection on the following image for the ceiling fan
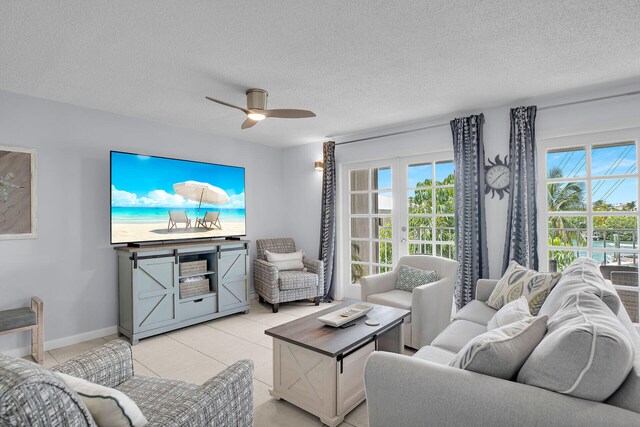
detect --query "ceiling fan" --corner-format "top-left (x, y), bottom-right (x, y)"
top-left (205, 88), bottom-right (316, 129)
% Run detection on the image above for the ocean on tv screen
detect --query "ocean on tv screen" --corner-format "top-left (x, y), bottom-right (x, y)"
top-left (110, 152), bottom-right (246, 243)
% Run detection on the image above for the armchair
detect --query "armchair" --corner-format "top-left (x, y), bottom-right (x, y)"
top-left (361, 255), bottom-right (458, 349)
top-left (0, 340), bottom-right (254, 426)
top-left (254, 238), bottom-right (324, 313)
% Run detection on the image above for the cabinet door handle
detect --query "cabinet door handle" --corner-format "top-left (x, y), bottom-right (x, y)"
top-left (194, 298), bottom-right (203, 303)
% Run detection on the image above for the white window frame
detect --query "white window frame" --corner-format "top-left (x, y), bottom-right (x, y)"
top-left (337, 151), bottom-right (454, 300)
top-left (537, 127), bottom-right (640, 322)
top-left (399, 155), bottom-right (456, 260)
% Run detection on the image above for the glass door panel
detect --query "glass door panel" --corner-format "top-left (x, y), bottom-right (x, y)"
top-left (403, 159), bottom-right (455, 259)
top-left (347, 165), bottom-right (394, 288)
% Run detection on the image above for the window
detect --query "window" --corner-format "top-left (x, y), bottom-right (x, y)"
top-left (348, 166), bottom-right (394, 284)
top-left (407, 161), bottom-right (455, 259)
top-left (543, 141), bottom-right (639, 321)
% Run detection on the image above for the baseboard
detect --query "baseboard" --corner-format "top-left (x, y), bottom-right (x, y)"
top-left (2, 325), bottom-right (118, 358)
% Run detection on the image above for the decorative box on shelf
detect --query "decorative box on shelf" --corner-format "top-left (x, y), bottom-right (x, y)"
top-left (180, 260), bottom-right (207, 276)
top-left (179, 277), bottom-right (210, 299)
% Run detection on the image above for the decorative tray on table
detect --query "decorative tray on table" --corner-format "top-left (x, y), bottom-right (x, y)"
top-left (317, 303), bottom-right (374, 327)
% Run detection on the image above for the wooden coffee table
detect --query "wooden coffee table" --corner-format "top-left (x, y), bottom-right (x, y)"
top-left (265, 301), bottom-right (410, 426)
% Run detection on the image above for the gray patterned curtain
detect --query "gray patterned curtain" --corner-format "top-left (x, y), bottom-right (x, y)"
top-left (319, 141), bottom-right (336, 301)
top-left (451, 115), bottom-right (489, 309)
top-left (503, 106), bottom-right (538, 272)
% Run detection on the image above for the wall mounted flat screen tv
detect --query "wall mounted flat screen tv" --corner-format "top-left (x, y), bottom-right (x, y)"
top-left (110, 151), bottom-right (246, 244)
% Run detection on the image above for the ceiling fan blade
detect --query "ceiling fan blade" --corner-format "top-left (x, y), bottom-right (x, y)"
top-left (262, 109), bottom-right (316, 119)
top-left (241, 118), bottom-right (258, 129)
top-left (205, 96), bottom-right (250, 114)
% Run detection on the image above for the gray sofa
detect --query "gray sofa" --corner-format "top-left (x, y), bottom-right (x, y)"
top-left (0, 340), bottom-right (254, 426)
top-left (365, 258), bottom-right (640, 426)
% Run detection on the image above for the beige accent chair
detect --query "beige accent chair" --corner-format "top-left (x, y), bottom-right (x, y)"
top-left (361, 255), bottom-right (458, 349)
top-left (196, 211), bottom-right (222, 229)
top-left (168, 211), bottom-right (191, 230)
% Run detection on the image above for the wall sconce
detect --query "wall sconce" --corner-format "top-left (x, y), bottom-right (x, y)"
top-left (314, 160), bottom-right (324, 172)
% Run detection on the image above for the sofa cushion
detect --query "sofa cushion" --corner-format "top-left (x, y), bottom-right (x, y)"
top-left (487, 260), bottom-right (561, 315)
top-left (453, 300), bottom-right (497, 327)
top-left (538, 257), bottom-right (620, 318)
top-left (413, 346), bottom-right (457, 365)
top-left (367, 290), bottom-right (412, 323)
top-left (518, 292), bottom-right (634, 401)
top-left (450, 316), bottom-right (548, 380)
top-left (57, 372), bottom-right (147, 427)
top-left (277, 271), bottom-right (318, 290)
top-left (0, 307), bottom-right (37, 332)
top-left (606, 306), bottom-right (640, 414)
top-left (265, 250), bottom-right (305, 271)
top-left (395, 265), bottom-right (438, 292)
top-left (487, 296), bottom-right (531, 330)
top-left (116, 376), bottom-right (199, 425)
top-left (431, 320), bottom-right (488, 353)
top-left (367, 290), bottom-right (412, 311)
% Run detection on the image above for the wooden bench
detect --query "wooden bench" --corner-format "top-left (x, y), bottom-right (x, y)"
top-left (0, 297), bottom-right (44, 364)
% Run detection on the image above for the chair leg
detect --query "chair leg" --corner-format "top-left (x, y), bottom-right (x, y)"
top-left (31, 297), bottom-right (44, 364)
top-left (259, 295), bottom-right (265, 303)
top-left (314, 297), bottom-right (320, 306)
top-left (272, 303), bottom-right (279, 313)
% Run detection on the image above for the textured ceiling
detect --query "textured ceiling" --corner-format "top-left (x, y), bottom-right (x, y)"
top-left (1, 1), bottom-right (640, 147)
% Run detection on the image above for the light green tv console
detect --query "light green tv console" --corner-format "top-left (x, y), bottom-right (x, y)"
top-left (115, 240), bottom-right (250, 344)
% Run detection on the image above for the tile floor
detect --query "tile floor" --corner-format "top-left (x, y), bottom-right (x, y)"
top-left (33, 298), bottom-right (415, 427)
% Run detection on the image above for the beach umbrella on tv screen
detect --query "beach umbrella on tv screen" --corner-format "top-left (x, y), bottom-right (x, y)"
top-left (173, 181), bottom-right (230, 212)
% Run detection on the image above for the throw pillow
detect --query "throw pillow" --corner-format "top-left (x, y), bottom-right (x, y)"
top-left (265, 250), bottom-right (306, 271)
top-left (487, 260), bottom-right (561, 315)
top-left (487, 296), bottom-right (531, 330)
top-left (395, 264), bottom-right (439, 292)
top-left (449, 315), bottom-right (548, 380)
top-left (538, 257), bottom-right (620, 317)
top-left (56, 372), bottom-right (147, 427)
top-left (518, 292), bottom-right (634, 401)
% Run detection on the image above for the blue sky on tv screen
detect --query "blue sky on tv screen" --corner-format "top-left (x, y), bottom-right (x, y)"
top-left (111, 152), bottom-right (245, 209)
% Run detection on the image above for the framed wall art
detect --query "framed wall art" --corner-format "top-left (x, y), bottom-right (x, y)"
top-left (0, 146), bottom-right (37, 239)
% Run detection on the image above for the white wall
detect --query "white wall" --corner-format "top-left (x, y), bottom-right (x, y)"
top-left (281, 82), bottom-right (640, 286)
top-left (280, 143), bottom-right (324, 257)
top-left (0, 90), bottom-right (285, 354)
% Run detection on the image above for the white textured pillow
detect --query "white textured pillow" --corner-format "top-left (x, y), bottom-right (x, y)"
top-left (518, 292), bottom-right (634, 401)
top-left (449, 316), bottom-right (548, 380)
top-left (265, 250), bottom-right (306, 271)
top-left (487, 296), bottom-right (531, 330)
top-left (56, 372), bottom-right (147, 427)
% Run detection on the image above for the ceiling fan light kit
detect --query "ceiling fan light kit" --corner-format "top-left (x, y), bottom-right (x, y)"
top-left (247, 112), bottom-right (266, 121)
top-left (206, 88), bottom-right (316, 129)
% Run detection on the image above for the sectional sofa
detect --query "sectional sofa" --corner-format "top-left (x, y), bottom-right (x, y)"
top-left (365, 258), bottom-right (640, 426)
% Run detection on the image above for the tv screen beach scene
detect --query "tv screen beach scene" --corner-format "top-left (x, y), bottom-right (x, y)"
top-left (111, 152), bottom-right (245, 244)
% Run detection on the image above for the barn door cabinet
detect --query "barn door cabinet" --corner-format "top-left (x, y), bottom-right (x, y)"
top-left (115, 240), bottom-right (249, 344)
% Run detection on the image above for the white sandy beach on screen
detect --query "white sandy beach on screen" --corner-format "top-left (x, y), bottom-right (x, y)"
top-left (112, 220), bottom-right (245, 243)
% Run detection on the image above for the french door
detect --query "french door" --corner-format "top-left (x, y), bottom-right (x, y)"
top-left (340, 153), bottom-right (455, 299)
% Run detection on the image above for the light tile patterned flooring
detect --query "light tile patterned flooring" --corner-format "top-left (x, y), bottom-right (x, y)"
top-left (33, 298), bottom-right (416, 426)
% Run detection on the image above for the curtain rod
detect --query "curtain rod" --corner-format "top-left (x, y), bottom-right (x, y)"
top-left (335, 89), bottom-right (640, 146)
